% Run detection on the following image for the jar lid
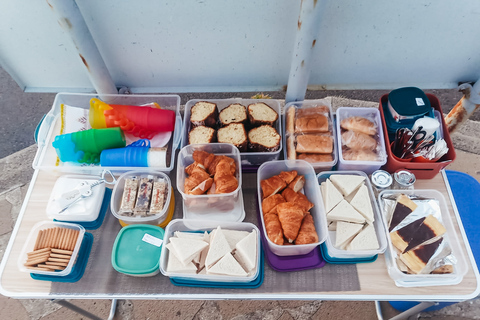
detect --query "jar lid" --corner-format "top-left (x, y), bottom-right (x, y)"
top-left (394, 169), bottom-right (416, 187)
top-left (371, 170), bottom-right (393, 189)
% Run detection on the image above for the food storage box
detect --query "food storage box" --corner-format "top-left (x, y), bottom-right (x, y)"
top-left (110, 170), bottom-right (174, 227)
top-left (336, 107), bottom-right (387, 174)
top-left (177, 143), bottom-right (245, 222)
top-left (378, 189), bottom-right (468, 287)
top-left (317, 171), bottom-right (387, 260)
top-left (111, 224), bottom-right (165, 277)
top-left (379, 94), bottom-right (456, 179)
top-left (257, 160), bottom-right (328, 256)
top-left (181, 99), bottom-right (282, 167)
top-left (33, 93), bottom-right (182, 174)
top-left (17, 221), bottom-right (85, 277)
top-left (283, 99), bottom-right (337, 172)
top-left (46, 174), bottom-right (106, 222)
top-left (159, 219), bottom-right (260, 283)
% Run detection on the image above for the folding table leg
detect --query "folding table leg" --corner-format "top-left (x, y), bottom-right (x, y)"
top-left (53, 299), bottom-right (104, 320)
top-left (375, 301), bottom-right (437, 320)
top-left (108, 299), bottom-right (118, 320)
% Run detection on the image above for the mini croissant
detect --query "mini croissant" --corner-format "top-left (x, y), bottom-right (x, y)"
top-left (276, 202), bottom-right (305, 243)
top-left (184, 167), bottom-right (213, 195)
top-left (295, 214), bottom-right (319, 245)
top-left (264, 212), bottom-right (284, 245)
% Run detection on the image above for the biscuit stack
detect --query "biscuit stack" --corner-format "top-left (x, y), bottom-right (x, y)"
top-left (24, 227), bottom-right (79, 272)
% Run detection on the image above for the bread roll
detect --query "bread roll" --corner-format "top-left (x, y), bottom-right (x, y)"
top-left (286, 107), bottom-right (296, 134)
top-left (295, 114), bottom-right (329, 133)
top-left (296, 134), bottom-right (333, 154)
top-left (342, 149), bottom-right (378, 161)
top-left (341, 131), bottom-right (377, 151)
top-left (296, 105), bottom-right (329, 117)
top-left (297, 153), bottom-right (333, 163)
top-left (287, 135), bottom-right (296, 160)
top-left (340, 116), bottom-right (377, 136)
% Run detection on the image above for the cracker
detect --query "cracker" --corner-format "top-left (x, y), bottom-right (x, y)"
top-left (26, 266), bottom-right (51, 271)
top-left (27, 248), bottom-right (51, 256)
top-left (24, 256), bottom-right (49, 266)
top-left (51, 248), bottom-right (73, 255)
top-left (50, 253), bottom-right (71, 259)
top-left (37, 264), bottom-right (65, 270)
top-left (52, 227), bottom-right (59, 248)
top-left (34, 230), bottom-right (44, 251)
top-left (45, 261), bottom-right (69, 267)
top-left (57, 228), bottom-right (65, 250)
top-left (26, 253), bottom-right (50, 261)
top-left (48, 257), bottom-right (71, 263)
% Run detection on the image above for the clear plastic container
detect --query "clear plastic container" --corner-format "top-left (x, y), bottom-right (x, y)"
top-left (17, 221), bottom-right (85, 276)
top-left (46, 175), bottom-right (106, 222)
top-left (283, 100), bottom-right (337, 172)
top-left (378, 189), bottom-right (469, 287)
top-left (177, 143), bottom-right (244, 222)
top-left (182, 99), bottom-right (282, 166)
top-left (159, 219), bottom-right (260, 283)
top-left (110, 170), bottom-right (173, 226)
top-left (257, 160), bottom-right (328, 256)
top-left (336, 107), bottom-right (387, 174)
top-left (33, 93), bottom-right (182, 174)
top-left (317, 171), bottom-right (387, 259)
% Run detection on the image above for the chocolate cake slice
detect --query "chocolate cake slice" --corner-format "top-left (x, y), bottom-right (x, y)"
top-left (388, 194), bottom-right (418, 231)
top-left (403, 215), bottom-right (446, 252)
top-left (390, 217), bottom-right (426, 253)
top-left (400, 238), bottom-right (444, 274)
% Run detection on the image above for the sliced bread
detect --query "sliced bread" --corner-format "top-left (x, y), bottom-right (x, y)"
top-left (329, 174), bottom-right (365, 197)
top-left (219, 103), bottom-right (247, 126)
top-left (247, 102), bottom-right (278, 127)
top-left (190, 101), bottom-right (218, 128)
top-left (247, 125), bottom-right (281, 152)
top-left (335, 221), bottom-right (364, 249)
top-left (349, 184), bottom-right (375, 224)
top-left (327, 199), bottom-right (366, 224)
top-left (217, 123), bottom-right (248, 151)
top-left (347, 224), bottom-right (379, 251)
top-left (188, 125), bottom-right (216, 144)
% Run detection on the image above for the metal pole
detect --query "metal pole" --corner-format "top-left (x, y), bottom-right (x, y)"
top-left (445, 81), bottom-right (480, 133)
top-left (47, 0), bottom-right (118, 97)
top-left (53, 299), bottom-right (104, 320)
top-left (285, 0), bottom-right (325, 103)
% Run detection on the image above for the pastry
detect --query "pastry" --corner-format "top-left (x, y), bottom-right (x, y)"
top-left (278, 170), bottom-right (297, 185)
top-left (217, 123), bottom-right (248, 151)
top-left (288, 175), bottom-right (305, 192)
top-left (296, 134), bottom-right (333, 154)
top-left (219, 103), bottom-right (247, 126)
top-left (281, 188), bottom-right (313, 213)
top-left (263, 213), bottom-right (284, 245)
top-left (188, 125), bottom-right (216, 144)
top-left (342, 149), bottom-right (378, 161)
top-left (388, 194), bottom-right (418, 231)
top-left (247, 102), bottom-right (278, 127)
top-left (190, 101), bottom-right (218, 128)
top-left (276, 202), bottom-right (305, 243)
top-left (341, 130), bottom-right (377, 151)
top-left (247, 125), bottom-right (281, 152)
top-left (295, 114), bottom-right (329, 133)
top-left (260, 175), bottom-right (287, 199)
top-left (286, 106), bottom-right (296, 134)
top-left (295, 214), bottom-right (319, 245)
top-left (287, 135), bottom-right (296, 160)
top-left (340, 116), bottom-right (377, 136)
top-left (297, 153), bottom-right (333, 163)
top-left (400, 238), bottom-right (444, 274)
top-left (184, 167), bottom-right (213, 195)
top-left (261, 194), bottom-right (286, 215)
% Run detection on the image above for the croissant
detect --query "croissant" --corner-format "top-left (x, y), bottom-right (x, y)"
top-left (209, 155), bottom-right (236, 176)
top-left (288, 175), bottom-right (305, 192)
top-left (278, 170), bottom-right (297, 185)
top-left (262, 194), bottom-right (285, 215)
top-left (215, 175), bottom-right (238, 194)
top-left (184, 167), bottom-right (213, 195)
top-left (213, 158), bottom-right (233, 182)
top-left (263, 213), bottom-right (284, 245)
top-left (295, 214), bottom-right (319, 245)
top-left (281, 188), bottom-right (313, 213)
top-left (276, 202), bottom-right (305, 243)
top-left (260, 176), bottom-right (286, 199)
top-left (185, 161), bottom-right (206, 175)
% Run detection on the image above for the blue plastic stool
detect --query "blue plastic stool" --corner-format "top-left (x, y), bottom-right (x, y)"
top-left (387, 170), bottom-right (480, 315)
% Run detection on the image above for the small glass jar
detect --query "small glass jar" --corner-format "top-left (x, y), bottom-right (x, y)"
top-left (371, 170), bottom-right (393, 198)
top-left (393, 169), bottom-right (416, 190)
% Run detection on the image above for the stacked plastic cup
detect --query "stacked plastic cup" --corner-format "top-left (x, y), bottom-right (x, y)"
top-left (100, 139), bottom-right (167, 167)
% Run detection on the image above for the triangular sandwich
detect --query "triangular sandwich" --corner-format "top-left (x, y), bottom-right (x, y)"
top-left (335, 221), bottom-right (364, 249)
top-left (347, 224), bottom-right (379, 251)
top-left (234, 230), bottom-right (257, 272)
top-left (327, 199), bottom-right (366, 224)
top-left (169, 237), bottom-right (209, 266)
top-left (349, 184), bottom-right (375, 224)
top-left (324, 178), bottom-right (344, 213)
top-left (330, 175), bottom-right (365, 197)
top-left (207, 252), bottom-right (247, 276)
top-left (205, 226), bottom-right (231, 269)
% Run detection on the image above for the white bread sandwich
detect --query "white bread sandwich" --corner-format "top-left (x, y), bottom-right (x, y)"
top-left (234, 230), bottom-right (257, 272)
top-left (335, 221), bottom-right (364, 249)
top-left (324, 178), bottom-right (344, 213)
top-left (327, 199), bottom-right (366, 224)
top-left (169, 237), bottom-right (209, 266)
top-left (222, 229), bottom-right (250, 251)
top-left (166, 250), bottom-right (197, 274)
top-left (349, 184), bottom-right (375, 224)
top-left (347, 224), bottom-right (379, 251)
top-left (207, 252), bottom-right (247, 276)
top-left (329, 174), bottom-right (365, 197)
top-left (205, 226), bottom-right (231, 269)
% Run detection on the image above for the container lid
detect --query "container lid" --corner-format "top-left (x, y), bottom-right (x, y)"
top-left (388, 87), bottom-right (431, 119)
top-left (111, 224), bottom-right (165, 275)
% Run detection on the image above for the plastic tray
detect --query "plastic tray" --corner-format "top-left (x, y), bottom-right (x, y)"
top-left (182, 99), bottom-right (282, 167)
top-left (159, 219), bottom-right (260, 283)
top-left (18, 221), bottom-right (85, 277)
top-left (379, 94), bottom-right (456, 179)
top-left (177, 143), bottom-right (244, 221)
top-left (110, 170), bottom-right (173, 226)
top-left (257, 160), bottom-right (328, 256)
top-left (335, 107), bottom-right (387, 174)
top-left (33, 93), bottom-right (182, 174)
top-left (317, 171), bottom-right (387, 260)
top-left (378, 189), bottom-right (469, 287)
top-left (283, 99), bottom-right (337, 171)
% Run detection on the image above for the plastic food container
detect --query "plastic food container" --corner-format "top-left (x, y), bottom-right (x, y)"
top-left (33, 93), bottom-right (182, 174)
top-left (336, 107), bottom-right (387, 174)
top-left (283, 99), bottom-right (337, 172)
top-left (111, 224), bottom-right (165, 277)
top-left (18, 221), bottom-right (85, 276)
top-left (110, 170), bottom-right (174, 227)
top-left (181, 99), bottom-right (282, 167)
top-left (317, 171), bottom-right (387, 259)
top-left (46, 175), bottom-right (106, 222)
top-left (378, 189), bottom-right (468, 287)
top-left (159, 219), bottom-right (260, 283)
top-left (379, 94), bottom-right (456, 179)
top-left (177, 143), bottom-right (244, 222)
top-left (257, 160), bottom-right (328, 256)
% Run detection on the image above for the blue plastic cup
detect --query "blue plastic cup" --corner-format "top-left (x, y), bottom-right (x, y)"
top-left (100, 140), bottom-right (150, 167)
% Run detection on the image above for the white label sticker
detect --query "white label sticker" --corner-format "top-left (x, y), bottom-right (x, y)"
top-left (142, 233), bottom-right (163, 247)
top-left (416, 98), bottom-right (425, 106)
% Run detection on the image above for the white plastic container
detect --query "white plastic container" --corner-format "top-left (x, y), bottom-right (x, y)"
top-left (33, 93), bottom-right (182, 174)
top-left (317, 171), bottom-right (387, 259)
top-left (336, 107), bottom-right (387, 174)
top-left (110, 170), bottom-right (173, 226)
top-left (283, 100), bottom-right (337, 172)
top-left (18, 221), bottom-right (85, 276)
top-left (182, 99), bottom-right (282, 166)
top-left (177, 143), bottom-right (244, 221)
top-left (378, 189), bottom-right (469, 287)
top-left (159, 219), bottom-right (260, 283)
top-left (46, 175), bottom-right (106, 222)
top-left (257, 160), bottom-right (328, 256)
